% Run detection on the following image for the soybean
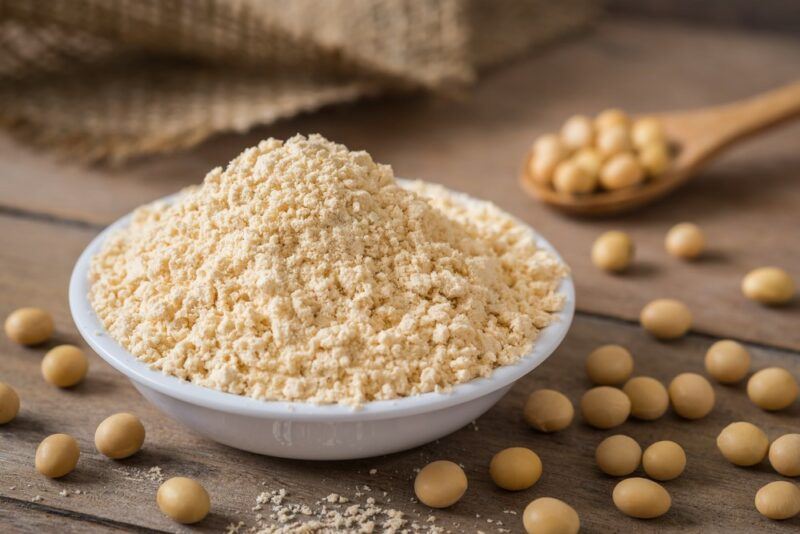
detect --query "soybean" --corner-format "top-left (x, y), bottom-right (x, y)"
top-left (95, 413), bottom-right (146, 459)
top-left (665, 222), bottom-right (705, 259)
top-left (592, 231), bottom-right (634, 273)
top-left (639, 143), bottom-right (670, 176)
top-left (0, 382), bottom-right (20, 424)
top-left (642, 441), bottom-right (686, 481)
top-left (755, 481), bottom-right (800, 520)
top-left (524, 389), bottom-right (574, 432)
top-left (742, 267), bottom-right (795, 305)
top-left (612, 478), bottom-right (671, 519)
top-left (668, 373), bottom-right (715, 420)
top-left (705, 340), bottom-right (750, 384)
top-left (560, 115), bottom-right (594, 150)
top-left (157, 477), bottom-right (211, 524)
top-left (640, 299), bottom-right (692, 340)
top-left (595, 109), bottom-right (629, 131)
top-left (523, 497), bottom-right (580, 534)
top-left (631, 117), bottom-right (665, 149)
top-left (553, 160), bottom-right (595, 194)
top-left (41, 345), bottom-right (88, 388)
top-left (600, 153), bottom-right (644, 190)
top-left (4, 307), bottom-right (54, 345)
top-left (581, 386), bottom-right (631, 429)
top-left (586, 344), bottom-right (634, 386)
top-left (623, 376), bottom-right (669, 421)
top-left (414, 461), bottom-right (468, 508)
top-left (747, 367), bottom-right (798, 411)
top-left (35, 433), bottom-right (80, 478)
top-left (596, 435), bottom-right (641, 476)
top-left (769, 434), bottom-right (800, 477)
top-left (490, 447), bottom-right (542, 491)
top-left (717, 422), bottom-right (769, 466)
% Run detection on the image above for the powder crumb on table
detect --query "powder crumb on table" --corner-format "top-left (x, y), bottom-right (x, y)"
top-left (89, 134), bottom-right (566, 407)
top-left (144, 466), bottom-right (165, 482)
top-left (246, 488), bottom-right (447, 533)
top-left (113, 465), bottom-right (165, 483)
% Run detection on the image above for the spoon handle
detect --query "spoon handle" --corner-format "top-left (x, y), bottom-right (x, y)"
top-left (710, 81), bottom-right (800, 145)
top-left (667, 81), bottom-right (800, 158)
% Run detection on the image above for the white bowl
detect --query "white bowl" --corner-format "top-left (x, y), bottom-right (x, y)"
top-left (69, 183), bottom-right (574, 460)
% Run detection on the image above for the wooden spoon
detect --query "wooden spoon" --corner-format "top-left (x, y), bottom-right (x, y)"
top-left (520, 81), bottom-right (800, 216)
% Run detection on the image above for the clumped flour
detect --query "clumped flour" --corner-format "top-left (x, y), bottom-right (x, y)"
top-left (90, 135), bottom-right (566, 406)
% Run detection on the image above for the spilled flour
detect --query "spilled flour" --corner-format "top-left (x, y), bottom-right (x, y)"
top-left (241, 487), bottom-right (447, 534)
top-left (89, 135), bottom-right (566, 405)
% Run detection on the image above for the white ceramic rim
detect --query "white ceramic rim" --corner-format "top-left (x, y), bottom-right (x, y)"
top-left (69, 180), bottom-right (575, 423)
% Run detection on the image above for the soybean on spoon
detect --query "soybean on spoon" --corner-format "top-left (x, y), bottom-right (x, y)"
top-left (520, 81), bottom-right (800, 216)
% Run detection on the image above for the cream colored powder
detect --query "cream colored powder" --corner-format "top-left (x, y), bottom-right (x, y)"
top-left (248, 488), bottom-right (427, 533)
top-left (89, 134), bottom-right (566, 405)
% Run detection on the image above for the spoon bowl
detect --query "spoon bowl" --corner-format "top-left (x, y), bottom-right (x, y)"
top-left (521, 81), bottom-right (800, 216)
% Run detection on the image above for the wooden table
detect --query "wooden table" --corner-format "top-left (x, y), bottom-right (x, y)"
top-left (1, 18), bottom-right (799, 533)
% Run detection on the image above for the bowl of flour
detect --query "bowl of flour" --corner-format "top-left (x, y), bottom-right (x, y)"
top-left (70, 135), bottom-right (574, 459)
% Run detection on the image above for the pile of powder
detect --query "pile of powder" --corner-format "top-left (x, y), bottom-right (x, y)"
top-left (89, 134), bottom-right (567, 406)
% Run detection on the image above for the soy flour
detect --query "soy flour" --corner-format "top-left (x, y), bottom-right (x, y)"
top-left (89, 135), bottom-right (566, 405)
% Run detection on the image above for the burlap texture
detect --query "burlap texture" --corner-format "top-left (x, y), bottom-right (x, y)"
top-left (0, 0), bottom-right (596, 163)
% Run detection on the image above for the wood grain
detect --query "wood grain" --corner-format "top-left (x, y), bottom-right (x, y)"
top-left (1, 20), bottom-right (799, 350)
top-left (608, 0), bottom-right (800, 34)
top-left (0, 497), bottom-right (143, 533)
top-left (2, 195), bottom-right (800, 532)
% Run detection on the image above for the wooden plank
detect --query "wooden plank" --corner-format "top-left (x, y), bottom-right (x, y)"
top-left (608, 0), bottom-right (800, 34)
top-left (2, 213), bottom-right (800, 532)
top-left (1, 20), bottom-right (799, 351)
top-left (0, 497), bottom-right (151, 533)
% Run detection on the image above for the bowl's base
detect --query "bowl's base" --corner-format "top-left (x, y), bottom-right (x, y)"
top-left (133, 382), bottom-right (512, 460)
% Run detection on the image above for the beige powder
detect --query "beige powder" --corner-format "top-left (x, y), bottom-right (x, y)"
top-left (89, 134), bottom-right (566, 405)
top-left (248, 488), bottom-right (427, 533)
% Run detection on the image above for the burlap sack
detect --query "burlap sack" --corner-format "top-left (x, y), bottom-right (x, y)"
top-left (0, 0), bottom-right (596, 163)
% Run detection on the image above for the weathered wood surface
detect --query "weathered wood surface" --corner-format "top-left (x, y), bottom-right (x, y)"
top-left (608, 0), bottom-right (800, 34)
top-left (2, 197), bottom-right (800, 533)
top-left (1, 17), bottom-right (800, 533)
